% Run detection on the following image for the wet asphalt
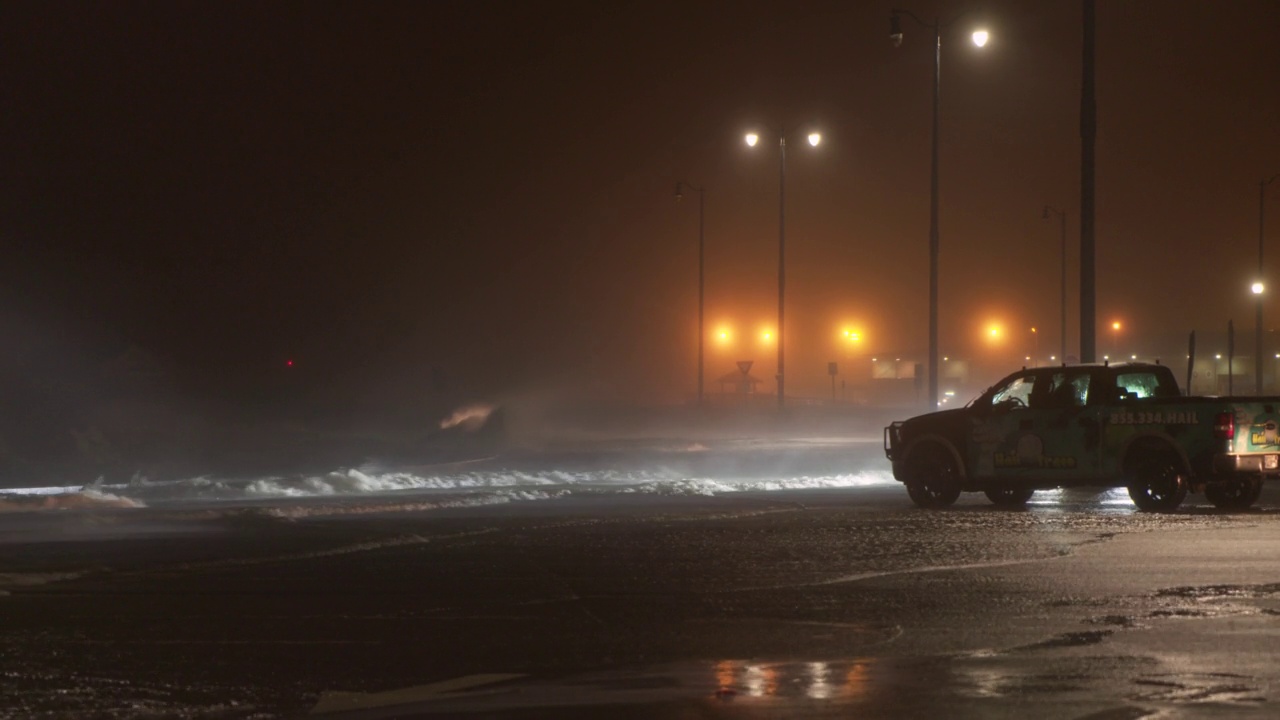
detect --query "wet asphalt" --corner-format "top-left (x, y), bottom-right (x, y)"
top-left (4, 484), bottom-right (1280, 718)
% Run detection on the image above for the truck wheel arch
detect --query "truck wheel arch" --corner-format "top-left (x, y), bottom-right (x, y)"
top-left (899, 434), bottom-right (968, 481)
top-left (1119, 432), bottom-right (1191, 477)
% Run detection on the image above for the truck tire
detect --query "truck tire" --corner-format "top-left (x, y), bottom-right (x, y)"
top-left (1204, 477), bottom-right (1262, 510)
top-left (1125, 450), bottom-right (1188, 512)
top-left (903, 444), bottom-right (962, 509)
top-left (984, 487), bottom-right (1034, 506)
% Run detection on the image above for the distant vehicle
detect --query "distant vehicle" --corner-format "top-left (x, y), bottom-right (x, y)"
top-left (883, 362), bottom-right (1280, 512)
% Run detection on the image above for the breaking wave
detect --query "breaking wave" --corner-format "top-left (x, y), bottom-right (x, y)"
top-left (0, 435), bottom-right (895, 516)
top-left (0, 488), bottom-right (144, 512)
top-left (0, 467), bottom-right (894, 514)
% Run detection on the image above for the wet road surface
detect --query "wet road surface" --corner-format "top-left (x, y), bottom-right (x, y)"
top-left (5, 484), bottom-right (1280, 718)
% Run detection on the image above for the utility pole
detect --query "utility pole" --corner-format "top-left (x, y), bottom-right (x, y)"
top-left (1258, 175), bottom-right (1279, 393)
top-left (1080, 0), bottom-right (1097, 363)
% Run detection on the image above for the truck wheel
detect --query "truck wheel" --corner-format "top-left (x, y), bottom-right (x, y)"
top-left (1204, 477), bottom-right (1262, 510)
top-left (984, 487), bottom-right (1034, 506)
top-left (1126, 452), bottom-right (1188, 512)
top-left (903, 445), bottom-right (962, 509)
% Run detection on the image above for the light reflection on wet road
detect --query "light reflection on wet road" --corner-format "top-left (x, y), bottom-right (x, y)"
top-left (4, 483), bottom-right (1280, 718)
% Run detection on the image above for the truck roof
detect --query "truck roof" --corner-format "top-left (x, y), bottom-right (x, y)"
top-left (1022, 362), bottom-right (1168, 371)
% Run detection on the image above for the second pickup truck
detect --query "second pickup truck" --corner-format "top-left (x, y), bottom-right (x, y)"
top-left (884, 362), bottom-right (1280, 511)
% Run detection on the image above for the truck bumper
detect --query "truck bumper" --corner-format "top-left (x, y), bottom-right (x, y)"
top-left (884, 422), bottom-right (903, 461)
top-left (1213, 453), bottom-right (1280, 475)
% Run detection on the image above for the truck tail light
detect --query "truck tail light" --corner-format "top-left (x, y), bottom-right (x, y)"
top-left (1213, 411), bottom-right (1236, 440)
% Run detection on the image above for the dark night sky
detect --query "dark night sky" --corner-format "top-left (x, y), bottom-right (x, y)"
top-left (3, 0), bottom-right (1279, 412)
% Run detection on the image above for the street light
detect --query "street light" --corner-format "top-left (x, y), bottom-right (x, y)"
top-left (675, 181), bottom-right (706, 405)
top-left (745, 128), bottom-right (822, 409)
top-left (890, 9), bottom-right (990, 408)
top-left (1043, 206), bottom-right (1068, 362)
top-left (1256, 173), bottom-right (1279, 393)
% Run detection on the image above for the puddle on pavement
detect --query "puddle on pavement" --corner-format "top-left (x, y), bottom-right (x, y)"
top-left (1154, 583), bottom-right (1280, 600)
top-left (1015, 630), bottom-right (1114, 651)
top-left (1130, 673), bottom-right (1265, 704)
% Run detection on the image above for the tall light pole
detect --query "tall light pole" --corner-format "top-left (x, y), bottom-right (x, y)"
top-left (675, 181), bottom-right (705, 405)
top-left (746, 130), bottom-right (821, 409)
top-left (890, 10), bottom-right (989, 408)
top-left (1081, 0), bottom-right (1097, 364)
top-left (1257, 174), bottom-right (1279, 394)
top-left (1043, 206), bottom-right (1068, 362)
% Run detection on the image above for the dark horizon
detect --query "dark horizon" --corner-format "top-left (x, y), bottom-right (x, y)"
top-left (3, 0), bottom-right (1279, 416)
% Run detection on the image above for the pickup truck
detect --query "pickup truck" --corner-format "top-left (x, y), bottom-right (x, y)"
top-left (883, 362), bottom-right (1280, 511)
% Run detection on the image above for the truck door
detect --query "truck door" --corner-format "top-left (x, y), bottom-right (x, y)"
top-left (970, 371), bottom-right (1039, 480)
top-left (1030, 369), bottom-right (1103, 481)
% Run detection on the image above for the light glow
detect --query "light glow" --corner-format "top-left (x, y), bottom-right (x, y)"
top-left (745, 133), bottom-right (759, 147)
top-left (971, 29), bottom-right (989, 47)
top-left (1253, 282), bottom-right (1265, 295)
top-left (807, 132), bottom-right (821, 147)
top-left (1112, 321), bottom-right (1122, 331)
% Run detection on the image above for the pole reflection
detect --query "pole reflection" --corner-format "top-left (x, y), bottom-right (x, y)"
top-left (713, 659), bottom-right (873, 700)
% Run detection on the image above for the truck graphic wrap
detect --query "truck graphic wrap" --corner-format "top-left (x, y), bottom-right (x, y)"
top-left (884, 363), bottom-right (1280, 512)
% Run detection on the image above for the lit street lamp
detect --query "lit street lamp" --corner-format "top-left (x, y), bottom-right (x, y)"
top-left (746, 129), bottom-right (822, 409)
top-left (1043, 205), bottom-right (1068, 362)
top-left (890, 9), bottom-right (990, 408)
top-left (675, 181), bottom-right (705, 405)
top-left (1257, 173), bottom-right (1279, 393)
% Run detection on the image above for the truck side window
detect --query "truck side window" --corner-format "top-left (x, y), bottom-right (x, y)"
top-left (1115, 371), bottom-right (1176, 399)
top-left (1039, 372), bottom-right (1090, 408)
top-left (1065, 374), bottom-right (1090, 406)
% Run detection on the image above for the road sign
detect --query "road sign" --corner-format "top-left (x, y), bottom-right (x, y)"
top-left (737, 361), bottom-right (753, 374)
top-left (828, 362), bottom-right (838, 376)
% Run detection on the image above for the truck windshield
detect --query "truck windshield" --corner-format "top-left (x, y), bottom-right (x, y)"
top-left (990, 374), bottom-right (1036, 407)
